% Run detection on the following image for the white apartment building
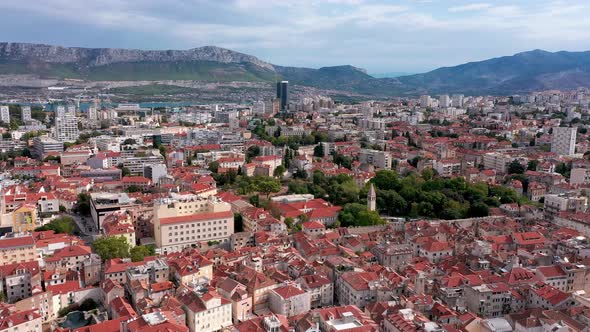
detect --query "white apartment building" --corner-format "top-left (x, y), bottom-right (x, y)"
top-left (420, 95), bottom-right (432, 108)
top-left (544, 193), bottom-right (588, 215)
top-left (21, 106), bottom-right (31, 122)
top-left (179, 287), bottom-right (232, 332)
top-left (551, 127), bottom-right (577, 156)
top-left (154, 194), bottom-right (234, 254)
top-left (32, 136), bottom-right (63, 160)
top-left (123, 153), bottom-right (165, 175)
top-left (54, 115), bottom-right (79, 142)
top-left (359, 149), bottom-right (392, 169)
top-left (451, 94), bottom-right (464, 108)
top-left (87, 106), bottom-right (97, 122)
top-left (465, 283), bottom-right (512, 318)
top-left (432, 159), bottom-right (462, 177)
top-left (570, 168), bottom-right (590, 185)
top-left (483, 152), bottom-right (512, 174)
top-left (439, 95), bottom-right (451, 108)
top-left (0, 106), bottom-right (9, 123)
top-left (268, 284), bottom-right (311, 317)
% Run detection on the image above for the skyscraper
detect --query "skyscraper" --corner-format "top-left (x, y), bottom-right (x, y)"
top-left (55, 115), bottom-right (79, 142)
top-left (551, 127), bottom-right (577, 156)
top-left (88, 106), bottom-right (98, 122)
top-left (0, 106), bottom-right (9, 123)
top-left (21, 106), bottom-right (31, 122)
top-left (276, 81), bottom-right (289, 111)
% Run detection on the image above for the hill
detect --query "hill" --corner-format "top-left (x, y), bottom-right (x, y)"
top-left (2, 42), bottom-right (590, 96)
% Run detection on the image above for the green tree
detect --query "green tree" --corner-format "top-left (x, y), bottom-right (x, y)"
top-left (208, 161), bottom-right (219, 173)
top-left (527, 160), bottom-right (539, 171)
top-left (313, 144), bottom-right (324, 157)
top-left (93, 236), bottom-right (130, 261)
top-left (123, 138), bottom-right (137, 145)
top-left (125, 185), bottom-right (142, 193)
top-left (273, 165), bottom-right (286, 178)
top-left (468, 201), bottom-right (490, 217)
top-left (35, 216), bottom-right (75, 234)
top-left (76, 193), bottom-right (91, 216)
top-left (507, 160), bottom-right (525, 174)
top-left (338, 203), bottom-right (385, 227)
top-left (130, 245), bottom-right (155, 262)
top-left (256, 177), bottom-right (281, 198)
top-left (246, 146), bottom-right (261, 162)
top-left (120, 166), bottom-right (131, 177)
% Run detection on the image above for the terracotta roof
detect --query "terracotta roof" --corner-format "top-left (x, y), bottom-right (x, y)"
top-left (0, 236), bottom-right (35, 249)
top-left (272, 285), bottom-right (306, 299)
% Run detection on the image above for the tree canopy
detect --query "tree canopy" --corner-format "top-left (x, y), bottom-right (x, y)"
top-left (35, 216), bottom-right (75, 234)
top-left (130, 245), bottom-right (155, 262)
top-left (93, 236), bottom-right (130, 261)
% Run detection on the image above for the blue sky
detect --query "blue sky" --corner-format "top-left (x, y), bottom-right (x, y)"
top-left (1, 0), bottom-right (589, 74)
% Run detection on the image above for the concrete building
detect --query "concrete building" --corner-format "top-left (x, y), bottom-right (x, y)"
top-left (268, 284), bottom-right (311, 317)
top-left (87, 106), bottom-right (97, 122)
top-left (32, 136), bottom-right (63, 160)
top-left (451, 94), bottom-right (464, 108)
top-left (0, 236), bottom-right (36, 266)
top-left (21, 106), bottom-right (31, 122)
top-left (483, 152), bottom-right (512, 174)
top-left (371, 243), bottom-right (413, 270)
top-left (123, 153), bottom-right (165, 175)
top-left (432, 158), bottom-right (462, 177)
top-left (359, 149), bottom-right (392, 169)
top-left (153, 194), bottom-right (234, 254)
top-left (465, 283), bottom-right (512, 318)
top-left (420, 95), bottom-right (432, 108)
top-left (551, 127), bottom-right (577, 156)
top-left (144, 163), bottom-right (168, 183)
top-left (90, 192), bottom-right (137, 230)
top-left (178, 287), bottom-right (232, 332)
top-left (298, 274), bottom-right (333, 309)
top-left (54, 115), bottom-right (79, 142)
top-left (544, 193), bottom-right (588, 216)
top-left (276, 81), bottom-right (289, 111)
top-left (570, 168), bottom-right (590, 185)
top-left (0, 106), bottom-right (9, 123)
top-left (439, 95), bottom-right (451, 108)
top-left (0, 309), bottom-right (42, 332)
top-left (0, 261), bottom-right (40, 303)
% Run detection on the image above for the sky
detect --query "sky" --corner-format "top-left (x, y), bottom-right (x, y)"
top-left (1, 0), bottom-right (590, 74)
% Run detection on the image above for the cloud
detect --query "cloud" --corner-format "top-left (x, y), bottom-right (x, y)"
top-left (1, 0), bottom-right (590, 72)
top-left (448, 3), bottom-right (492, 12)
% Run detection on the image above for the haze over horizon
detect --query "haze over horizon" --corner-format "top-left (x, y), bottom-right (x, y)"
top-left (1, 0), bottom-right (589, 74)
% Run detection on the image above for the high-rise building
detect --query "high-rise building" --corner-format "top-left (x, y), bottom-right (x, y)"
top-left (21, 106), bottom-right (31, 122)
top-left (66, 105), bottom-right (76, 116)
top-left (439, 95), bottom-right (451, 108)
top-left (276, 81), bottom-right (289, 111)
top-left (87, 106), bottom-right (98, 122)
top-left (420, 95), bottom-right (432, 108)
top-left (451, 94), bottom-right (464, 108)
top-left (55, 106), bottom-right (66, 118)
top-left (0, 106), bottom-right (9, 123)
top-left (54, 115), bottom-right (80, 142)
top-left (551, 127), bottom-right (577, 156)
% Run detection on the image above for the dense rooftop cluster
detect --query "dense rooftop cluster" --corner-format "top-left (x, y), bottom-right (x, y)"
top-left (0, 89), bottom-right (589, 331)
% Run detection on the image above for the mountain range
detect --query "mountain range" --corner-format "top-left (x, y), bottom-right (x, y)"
top-left (1, 42), bottom-right (590, 96)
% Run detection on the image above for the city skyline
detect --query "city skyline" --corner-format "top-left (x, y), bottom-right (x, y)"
top-left (0, 0), bottom-right (590, 74)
